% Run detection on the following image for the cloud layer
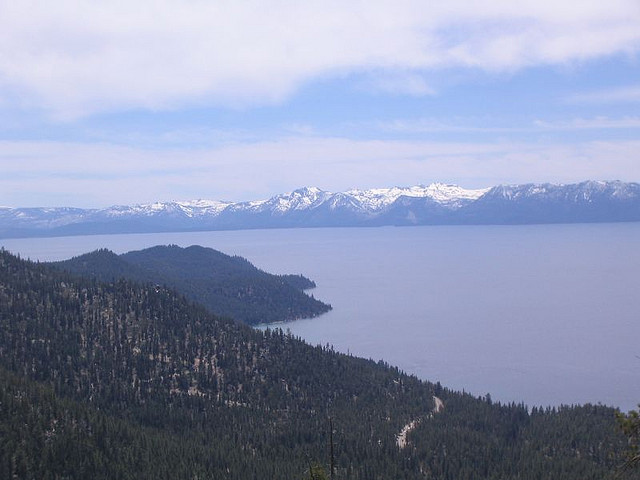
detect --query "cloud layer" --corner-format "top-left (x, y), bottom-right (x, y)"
top-left (1, 0), bottom-right (639, 117)
top-left (2, 136), bottom-right (639, 207)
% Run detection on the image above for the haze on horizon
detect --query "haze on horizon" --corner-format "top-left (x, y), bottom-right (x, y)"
top-left (1, 1), bottom-right (639, 208)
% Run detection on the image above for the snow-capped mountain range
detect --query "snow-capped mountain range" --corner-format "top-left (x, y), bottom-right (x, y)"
top-left (1, 181), bottom-right (639, 238)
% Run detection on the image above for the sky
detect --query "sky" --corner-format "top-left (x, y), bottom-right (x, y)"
top-left (1, 0), bottom-right (639, 208)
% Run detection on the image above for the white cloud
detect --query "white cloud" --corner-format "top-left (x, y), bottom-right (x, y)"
top-left (377, 119), bottom-right (522, 134)
top-left (567, 85), bottom-right (640, 104)
top-left (1, 0), bottom-right (639, 117)
top-left (533, 117), bottom-right (640, 129)
top-left (376, 116), bottom-right (640, 134)
top-left (1, 136), bottom-right (638, 207)
top-left (361, 72), bottom-right (435, 96)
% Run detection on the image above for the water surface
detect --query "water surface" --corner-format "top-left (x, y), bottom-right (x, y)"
top-left (3, 223), bottom-right (639, 410)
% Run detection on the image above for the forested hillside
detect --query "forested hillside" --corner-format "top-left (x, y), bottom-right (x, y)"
top-left (0, 248), bottom-right (632, 479)
top-left (50, 245), bottom-right (331, 325)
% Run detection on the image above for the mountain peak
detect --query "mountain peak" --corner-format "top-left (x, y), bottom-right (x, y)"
top-left (345, 183), bottom-right (488, 210)
top-left (0, 180), bottom-right (638, 238)
top-left (292, 186), bottom-right (325, 195)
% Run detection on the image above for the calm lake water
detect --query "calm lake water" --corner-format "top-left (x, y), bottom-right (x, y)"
top-left (2, 223), bottom-right (639, 411)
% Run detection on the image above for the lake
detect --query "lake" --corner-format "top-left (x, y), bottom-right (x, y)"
top-left (2, 223), bottom-right (639, 411)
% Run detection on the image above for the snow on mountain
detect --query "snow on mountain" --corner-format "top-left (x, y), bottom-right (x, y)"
top-left (236, 187), bottom-right (332, 214)
top-left (346, 183), bottom-right (489, 211)
top-left (485, 180), bottom-right (640, 203)
top-left (345, 183), bottom-right (488, 210)
top-left (219, 183), bottom-right (486, 216)
top-left (102, 199), bottom-right (232, 218)
top-left (179, 199), bottom-right (233, 213)
top-left (0, 181), bottom-right (638, 238)
top-left (572, 180), bottom-right (640, 201)
top-left (0, 206), bottom-right (91, 229)
top-left (94, 183), bottom-right (488, 219)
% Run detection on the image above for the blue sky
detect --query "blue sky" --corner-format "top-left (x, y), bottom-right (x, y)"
top-left (1, 1), bottom-right (639, 207)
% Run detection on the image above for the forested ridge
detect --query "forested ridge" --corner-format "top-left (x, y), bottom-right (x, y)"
top-left (50, 244), bottom-right (330, 325)
top-left (0, 248), bottom-right (632, 479)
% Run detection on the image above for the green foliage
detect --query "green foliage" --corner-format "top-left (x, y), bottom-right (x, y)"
top-left (50, 244), bottom-right (331, 325)
top-left (305, 463), bottom-right (329, 480)
top-left (0, 367), bottom-right (239, 479)
top-left (0, 247), bottom-right (633, 479)
top-left (280, 273), bottom-right (317, 290)
top-left (617, 407), bottom-right (640, 471)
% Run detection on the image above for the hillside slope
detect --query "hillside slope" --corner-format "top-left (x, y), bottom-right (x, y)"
top-left (50, 245), bottom-right (331, 325)
top-left (0, 248), bottom-right (632, 479)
